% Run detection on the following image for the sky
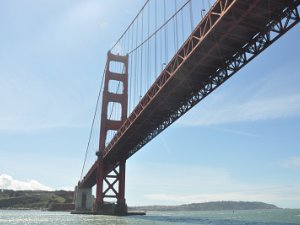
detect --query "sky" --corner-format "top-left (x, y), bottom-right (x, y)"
top-left (0, 0), bottom-right (300, 208)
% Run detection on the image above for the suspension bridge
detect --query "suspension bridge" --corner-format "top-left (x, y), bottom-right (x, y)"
top-left (72, 0), bottom-right (300, 215)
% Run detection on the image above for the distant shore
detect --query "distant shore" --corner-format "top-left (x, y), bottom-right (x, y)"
top-left (129, 201), bottom-right (280, 212)
top-left (0, 189), bottom-right (74, 210)
top-left (1, 190), bottom-right (282, 212)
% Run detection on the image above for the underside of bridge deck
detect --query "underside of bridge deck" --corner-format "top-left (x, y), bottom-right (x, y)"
top-left (77, 0), bottom-right (300, 214)
top-left (102, 0), bottom-right (300, 163)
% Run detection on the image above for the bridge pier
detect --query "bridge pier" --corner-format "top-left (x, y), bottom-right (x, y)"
top-left (73, 51), bottom-right (130, 216)
top-left (93, 159), bottom-right (128, 216)
top-left (94, 202), bottom-right (127, 216)
top-left (93, 51), bottom-right (129, 216)
top-left (74, 186), bottom-right (93, 212)
top-left (73, 180), bottom-right (128, 216)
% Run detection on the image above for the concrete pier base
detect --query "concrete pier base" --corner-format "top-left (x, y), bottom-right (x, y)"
top-left (94, 202), bottom-right (128, 216)
top-left (71, 199), bottom-right (145, 216)
top-left (74, 187), bottom-right (93, 212)
top-left (71, 209), bottom-right (145, 216)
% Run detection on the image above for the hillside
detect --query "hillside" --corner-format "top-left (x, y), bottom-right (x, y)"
top-left (0, 189), bottom-right (74, 209)
top-left (129, 201), bottom-right (280, 211)
top-left (0, 191), bottom-right (280, 212)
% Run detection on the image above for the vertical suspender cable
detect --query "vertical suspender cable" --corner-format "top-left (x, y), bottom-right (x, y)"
top-left (173, 2), bottom-right (177, 53)
top-left (140, 9), bottom-right (144, 98)
top-left (135, 17), bottom-right (139, 105)
top-left (81, 0), bottom-right (198, 182)
top-left (155, 0), bottom-right (158, 78)
top-left (164, 0), bottom-right (168, 63)
top-left (189, 0), bottom-right (194, 31)
top-left (147, 1), bottom-right (150, 89)
top-left (129, 22), bottom-right (134, 113)
top-left (175, 0), bottom-right (179, 51)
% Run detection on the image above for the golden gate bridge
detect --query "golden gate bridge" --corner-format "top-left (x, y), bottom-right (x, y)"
top-left (72, 0), bottom-right (300, 215)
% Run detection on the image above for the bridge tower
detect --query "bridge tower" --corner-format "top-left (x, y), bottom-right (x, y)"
top-left (95, 51), bottom-right (128, 215)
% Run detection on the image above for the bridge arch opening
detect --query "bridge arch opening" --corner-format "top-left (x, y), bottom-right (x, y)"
top-left (108, 80), bottom-right (124, 94)
top-left (109, 61), bottom-right (126, 74)
top-left (107, 102), bottom-right (122, 121)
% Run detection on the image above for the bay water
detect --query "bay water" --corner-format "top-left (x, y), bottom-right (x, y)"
top-left (1, 209), bottom-right (300, 225)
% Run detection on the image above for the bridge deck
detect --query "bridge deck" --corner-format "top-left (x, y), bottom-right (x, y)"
top-left (80, 0), bottom-right (299, 188)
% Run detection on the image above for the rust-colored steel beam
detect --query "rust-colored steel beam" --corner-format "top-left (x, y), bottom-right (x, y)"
top-left (88, 51), bottom-right (129, 212)
top-left (102, 0), bottom-right (299, 162)
top-left (98, 52), bottom-right (128, 153)
top-left (79, 0), bottom-right (300, 192)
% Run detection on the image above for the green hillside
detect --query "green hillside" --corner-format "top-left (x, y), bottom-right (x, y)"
top-left (0, 190), bottom-right (74, 209)
top-left (0, 190), bottom-right (280, 212)
top-left (129, 201), bottom-right (280, 211)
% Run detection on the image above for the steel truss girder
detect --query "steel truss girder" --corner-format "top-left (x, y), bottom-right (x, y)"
top-left (80, 0), bottom-right (299, 191)
top-left (95, 160), bottom-right (126, 205)
top-left (103, 167), bottom-right (119, 198)
top-left (103, 0), bottom-right (239, 158)
top-left (127, 1), bottom-right (300, 157)
top-left (102, 0), bottom-right (299, 160)
top-left (98, 51), bottom-right (128, 154)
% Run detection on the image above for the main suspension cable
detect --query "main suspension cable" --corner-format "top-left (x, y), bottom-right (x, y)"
top-left (127, 0), bottom-right (191, 55)
top-left (79, 65), bottom-right (106, 181)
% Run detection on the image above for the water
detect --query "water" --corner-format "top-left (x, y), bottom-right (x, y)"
top-left (0, 209), bottom-right (300, 225)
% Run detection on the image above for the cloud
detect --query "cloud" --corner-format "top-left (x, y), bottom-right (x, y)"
top-left (145, 193), bottom-right (270, 204)
top-left (143, 185), bottom-right (300, 207)
top-left (33, 0), bottom-right (140, 52)
top-left (127, 163), bottom-right (300, 208)
top-left (52, 1), bottom-right (109, 40)
top-left (127, 163), bottom-right (233, 191)
top-left (0, 71), bottom-right (89, 132)
top-left (282, 156), bottom-right (300, 169)
top-left (0, 0), bottom-right (143, 133)
top-left (0, 174), bottom-right (52, 191)
top-left (177, 61), bottom-right (300, 127)
top-left (179, 94), bottom-right (300, 127)
top-left (59, 186), bottom-right (75, 191)
top-left (145, 187), bottom-right (300, 206)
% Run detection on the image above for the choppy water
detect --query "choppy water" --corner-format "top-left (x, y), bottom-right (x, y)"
top-left (0, 209), bottom-right (300, 225)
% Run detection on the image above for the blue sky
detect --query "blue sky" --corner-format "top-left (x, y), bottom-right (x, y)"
top-left (0, 0), bottom-right (300, 208)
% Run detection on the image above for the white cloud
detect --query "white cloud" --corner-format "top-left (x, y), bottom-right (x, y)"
top-left (0, 174), bottom-right (52, 191)
top-left (0, 71), bottom-right (89, 132)
top-left (177, 61), bottom-right (300, 127)
top-left (0, 0), bottom-right (143, 133)
top-left (145, 187), bottom-right (300, 206)
top-left (127, 163), bottom-right (233, 191)
top-left (34, 0), bottom-right (140, 51)
top-left (143, 185), bottom-right (300, 208)
top-left (55, 1), bottom-right (109, 37)
top-left (145, 192), bottom-right (271, 204)
top-left (282, 156), bottom-right (300, 169)
top-left (127, 163), bottom-right (300, 208)
top-left (59, 186), bottom-right (75, 191)
top-left (179, 94), bottom-right (300, 126)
